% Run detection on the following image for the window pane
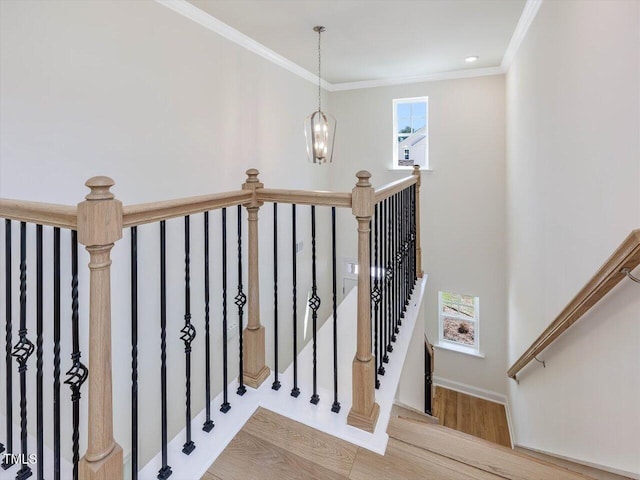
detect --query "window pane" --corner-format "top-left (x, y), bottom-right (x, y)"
top-left (397, 103), bottom-right (411, 118)
top-left (398, 118), bottom-right (411, 134)
top-left (411, 102), bottom-right (426, 117)
top-left (443, 317), bottom-right (475, 346)
top-left (412, 117), bottom-right (426, 131)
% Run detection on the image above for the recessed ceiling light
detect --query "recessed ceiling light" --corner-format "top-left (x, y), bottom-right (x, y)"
top-left (465, 56), bottom-right (479, 63)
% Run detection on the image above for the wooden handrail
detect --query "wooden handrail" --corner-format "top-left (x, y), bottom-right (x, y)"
top-left (122, 190), bottom-right (252, 227)
top-left (0, 198), bottom-right (77, 229)
top-left (256, 188), bottom-right (352, 208)
top-left (508, 229), bottom-right (640, 380)
top-left (374, 175), bottom-right (418, 203)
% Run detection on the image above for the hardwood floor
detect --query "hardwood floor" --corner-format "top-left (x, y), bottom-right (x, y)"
top-left (204, 407), bottom-right (593, 480)
top-left (432, 386), bottom-right (511, 447)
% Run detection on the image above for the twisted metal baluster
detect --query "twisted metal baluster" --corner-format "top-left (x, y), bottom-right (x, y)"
top-left (12, 222), bottom-right (34, 480)
top-left (53, 227), bottom-right (61, 480)
top-left (158, 221), bottom-right (172, 479)
top-left (272, 203), bottom-right (281, 391)
top-left (377, 204), bottom-right (385, 375)
top-left (385, 197), bottom-right (393, 358)
top-left (2, 220), bottom-right (13, 470)
top-left (64, 230), bottom-right (88, 480)
top-left (131, 227), bottom-right (139, 479)
top-left (331, 207), bottom-right (340, 412)
top-left (220, 209), bottom-right (231, 413)
top-left (203, 212), bottom-right (214, 431)
top-left (371, 205), bottom-right (381, 389)
top-left (309, 206), bottom-right (320, 405)
top-left (181, 216), bottom-right (196, 455)
top-left (36, 225), bottom-right (44, 480)
top-left (235, 205), bottom-right (247, 396)
top-left (291, 204), bottom-right (300, 398)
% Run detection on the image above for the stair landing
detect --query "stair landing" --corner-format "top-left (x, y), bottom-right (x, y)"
top-left (204, 408), bottom-right (593, 480)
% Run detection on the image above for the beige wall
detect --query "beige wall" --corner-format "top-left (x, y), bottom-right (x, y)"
top-left (0, 0), bottom-right (331, 467)
top-left (506, 0), bottom-right (640, 475)
top-left (329, 74), bottom-right (508, 396)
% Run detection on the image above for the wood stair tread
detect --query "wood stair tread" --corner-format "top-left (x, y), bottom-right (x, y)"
top-left (387, 417), bottom-right (594, 480)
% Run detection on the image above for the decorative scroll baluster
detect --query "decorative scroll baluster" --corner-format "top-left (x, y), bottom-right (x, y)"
top-left (272, 203), bottom-right (281, 391)
top-left (385, 197), bottom-right (393, 357)
top-left (36, 224), bottom-right (44, 480)
top-left (180, 216), bottom-right (196, 455)
top-left (203, 212), bottom-right (214, 431)
top-left (371, 205), bottom-right (381, 389)
top-left (220, 209), bottom-right (231, 413)
top-left (131, 227), bottom-right (139, 480)
top-left (291, 204), bottom-right (300, 398)
top-left (64, 230), bottom-right (88, 480)
top-left (12, 222), bottom-right (34, 480)
top-left (392, 194), bottom-right (399, 340)
top-left (235, 205), bottom-right (247, 396)
top-left (2, 219), bottom-right (12, 470)
top-left (158, 220), bottom-right (172, 479)
top-left (309, 205), bottom-right (320, 405)
top-left (331, 207), bottom-right (340, 412)
top-left (53, 227), bottom-right (61, 480)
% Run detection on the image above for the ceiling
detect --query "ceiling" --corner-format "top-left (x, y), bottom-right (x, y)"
top-left (188, 0), bottom-right (526, 86)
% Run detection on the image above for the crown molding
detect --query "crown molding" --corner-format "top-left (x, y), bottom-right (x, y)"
top-left (501, 0), bottom-right (543, 71)
top-left (330, 66), bottom-right (504, 92)
top-left (156, 0), bottom-right (541, 93)
top-left (155, 0), bottom-right (332, 91)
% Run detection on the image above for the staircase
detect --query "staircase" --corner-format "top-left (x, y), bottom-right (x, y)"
top-left (205, 409), bottom-right (593, 480)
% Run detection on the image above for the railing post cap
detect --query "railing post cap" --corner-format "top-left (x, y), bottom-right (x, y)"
top-left (85, 176), bottom-right (116, 201)
top-left (245, 169), bottom-right (260, 183)
top-left (355, 170), bottom-right (371, 187)
top-left (412, 165), bottom-right (420, 175)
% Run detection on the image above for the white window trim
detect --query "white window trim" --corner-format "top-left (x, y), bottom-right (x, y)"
top-left (438, 292), bottom-right (480, 355)
top-left (392, 96), bottom-right (429, 170)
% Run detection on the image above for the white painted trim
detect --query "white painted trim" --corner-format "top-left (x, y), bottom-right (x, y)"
top-left (154, 0), bottom-right (332, 91)
top-left (503, 398), bottom-right (516, 449)
top-left (432, 376), bottom-right (507, 405)
top-left (156, 0), bottom-right (540, 91)
top-left (500, 0), bottom-right (543, 71)
top-left (515, 444), bottom-right (640, 480)
top-left (330, 67), bottom-right (504, 92)
top-left (434, 343), bottom-right (485, 358)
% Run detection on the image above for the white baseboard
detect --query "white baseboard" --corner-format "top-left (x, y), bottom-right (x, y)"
top-left (515, 444), bottom-right (639, 480)
top-left (432, 376), bottom-right (514, 448)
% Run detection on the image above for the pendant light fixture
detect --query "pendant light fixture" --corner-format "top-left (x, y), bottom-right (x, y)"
top-left (304, 26), bottom-right (336, 164)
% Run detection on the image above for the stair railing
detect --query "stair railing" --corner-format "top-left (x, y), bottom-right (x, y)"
top-left (0, 166), bottom-right (423, 479)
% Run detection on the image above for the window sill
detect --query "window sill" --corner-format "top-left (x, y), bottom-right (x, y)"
top-left (388, 167), bottom-right (433, 172)
top-left (434, 343), bottom-right (484, 358)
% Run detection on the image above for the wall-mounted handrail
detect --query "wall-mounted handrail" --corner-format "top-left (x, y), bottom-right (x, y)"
top-left (122, 190), bottom-right (252, 227)
top-left (256, 188), bottom-right (352, 208)
top-left (0, 199), bottom-right (77, 229)
top-left (374, 175), bottom-right (418, 203)
top-left (508, 229), bottom-right (640, 380)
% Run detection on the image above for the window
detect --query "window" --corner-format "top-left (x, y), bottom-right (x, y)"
top-left (393, 97), bottom-right (428, 169)
top-left (438, 291), bottom-right (479, 354)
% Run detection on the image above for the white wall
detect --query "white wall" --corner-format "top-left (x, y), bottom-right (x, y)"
top-left (329, 75), bottom-right (508, 396)
top-left (506, 0), bottom-right (640, 475)
top-left (0, 0), bottom-right (334, 468)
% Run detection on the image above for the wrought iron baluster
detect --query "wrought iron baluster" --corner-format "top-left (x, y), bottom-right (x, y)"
top-left (291, 204), bottom-right (300, 398)
top-left (331, 207), bottom-right (340, 412)
top-left (2, 219), bottom-right (13, 470)
top-left (220, 209), bottom-right (230, 413)
top-left (385, 197), bottom-right (393, 356)
top-left (11, 222), bottom-right (34, 480)
top-left (272, 203), bottom-right (281, 391)
top-left (309, 206), bottom-right (320, 405)
top-left (372, 205), bottom-right (381, 389)
top-left (53, 227), bottom-right (61, 480)
top-left (203, 212), bottom-right (214, 431)
top-left (235, 205), bottom-right (247, 396)
top-left (377, 204), bottom-right (385, 375)
top-left (64, 230), bottom-right (88, 480)
top-left (36, 224), bottom-right (44, 480)
top-left (158, 220), bottom-right (172, 480)
top-left (181, 216), bottom-right (196, 455)
top-left (131, 226), bottom-right (139, 479)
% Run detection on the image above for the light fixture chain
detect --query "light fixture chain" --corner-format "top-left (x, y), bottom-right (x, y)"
top-left (317, 27), bottom-right (322, 112)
